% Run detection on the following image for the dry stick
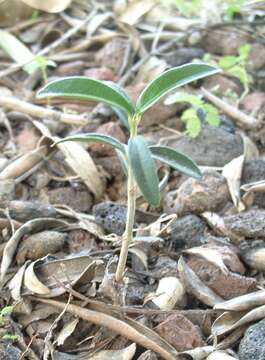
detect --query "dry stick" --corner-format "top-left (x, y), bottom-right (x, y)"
top-left (201, 87), bottom-right (260, 130)
top-left (34, 297), bottom-right (178, 360)
top-left (0, 96), bottom-right (88, 125)
top-left (0, 11), bottom-right (97, 79)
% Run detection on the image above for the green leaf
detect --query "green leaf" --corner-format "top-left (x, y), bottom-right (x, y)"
top-left (128, 136), bottom-right (160, 207)
top-left (227, 65), bottom-right (249, 86)
top-left (116, 148), bottom-right (128, 176)
top-left (165, 91), bottom-right (204, 107)
top-left (238, 44), bottom-right (251, 60)
top-left (37, 77), bottom-right (135, 117)
top-left (54, 133), bottom-right (126, 154)
top-left (150, 145), bottom-right (201, 179)
top-left (181, 108), bottom-right (201, 137)
top-left (0, 306), bottom-right (13, 317)
top-left (136, 63), bottom-right (219, 114)
top-left (204, 104), bottom-right (220, 127)
top-left (218, 56), bottom-right (238, 69)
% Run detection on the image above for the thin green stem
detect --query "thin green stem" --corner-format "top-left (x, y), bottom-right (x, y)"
top-left (115, 115), bottom-right (139, 282)
top-left (115, 163), bottom-right (136, 282)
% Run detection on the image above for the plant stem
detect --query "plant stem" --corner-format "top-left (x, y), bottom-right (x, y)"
top-left (115, 159), bottom-right (136, 282)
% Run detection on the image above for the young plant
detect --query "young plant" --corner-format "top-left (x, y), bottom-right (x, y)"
top-left (165, 92), bottom-right (220, 137)
top-left (37, 62), bottom-right (219, 282)
top-left (218, 44), bottom-right (251, 90)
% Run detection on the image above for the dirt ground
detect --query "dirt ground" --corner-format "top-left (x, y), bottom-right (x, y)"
top-left (1, 1), bottom-right (265, 359)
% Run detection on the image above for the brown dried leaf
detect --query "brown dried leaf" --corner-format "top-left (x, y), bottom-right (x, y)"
top-left (118, 0), bottom-right (156, 25)
top-left (34, 297), bottom-right (179, 360)
top-left (0, 218), bottom-right (67, 281)
top-left (23, 255), bottom-right (97, 297)
top-left (241, 180), bottom-right (265, 193)
top-left (178, 257), bottom-right (223, 307)
top-left (214, 290), bottom-right (265, 312)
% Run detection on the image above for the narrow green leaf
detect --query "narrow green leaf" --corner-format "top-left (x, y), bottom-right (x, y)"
top-left (136, 63), bottom-right (220, 114)
top-left (149, 145), bottom-right (202, 179)
top-left (54, 133), bottom-right (126, 154)
top-left (116, 149), bottom-right (128, 176)
top-left (37, 76), bottom-right (135, 117)
top-left (128, 136), bottom-right (160, 207)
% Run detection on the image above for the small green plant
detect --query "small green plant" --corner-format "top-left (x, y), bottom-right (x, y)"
top-left (174, 0), bottom-right (200, 16)
top-left (165, 92), bottom-right (220, 137)
top-left (218, 44), bottom-right (251, 89)
top-left (0, 306), bottom-right (17, 341)
top-left (37, 63), bottom-right (219, 282)
top-left (224, 0), bottom-right (245, 19)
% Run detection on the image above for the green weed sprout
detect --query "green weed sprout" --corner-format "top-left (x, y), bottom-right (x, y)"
top-left (165, 92), bottom-right (220, 137)
top-left (37, 62), bottom-right (219, 282)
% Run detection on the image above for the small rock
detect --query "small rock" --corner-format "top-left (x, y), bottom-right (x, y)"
top-left (163, 47), bottom-right (205, 67)
top-left (16, 231), bottom-right (66, 264)
top-left (68, 229), bottom-right (96, 254)
top-left (126, 83), bottom-right (182, 128)
top-left (240, 240), bottom-right (265, 272)
top-left (242, 160), bottom-right (265, 208)
top-left (95, 38), bottom-right (130, 75)
top-left (248, 43), bottom-right (265, 71)
top-left (224, 209), bottom-right (265, 239)
top-left (187, 249), bottom-right (255, 299)
top-left (203, 74), bottom-right (243, 95)
top-left (239, 319), bottom-right (265, 360)
top-left (164, 170), bottom-right (230, 215)
top-left (93, 202), bottom-right (157, 235)
top-left (55, 61), bottom-right (86, 76)
top-left (149, 256), bottom-right (179, 278)
top-left (167, 215), bottom-right (206, 250)
top-left (96, 155), bottom-right (123, 177)
top-left (202, 28), bottom-right (252, 55)
top-left (83, 67), bottom-right (118, 81)
top-left (15, 127), bottom-right (40, 153)
top-left (241, 92), bottom-right (265, 113)
top-left (89, 121), bottom-right (126, 156)
top-left (0, 341), bottom-right (21, 360)
top-left (169, 125), bottom-right (243, 167)
top-left (156, 314), bottom-right (204, 351)
top-left (47, 187), bottom-right (93, 212)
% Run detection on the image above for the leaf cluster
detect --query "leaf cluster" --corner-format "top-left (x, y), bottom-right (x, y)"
top-left (165, 92), bottom-right (220, 137)
top-left (37, 63), bottom-right (218, 207)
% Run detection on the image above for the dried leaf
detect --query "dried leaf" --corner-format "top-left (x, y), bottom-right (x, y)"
top-left (179, 346), bottom-right (214, 360)
top-left (23, 256), bottom-right (97, 297)
top-left (129, 246), bottom-right (148, 269)
top-left (35, 297), bottom-right (179, 360)
top-left (241, 180), bottom-right (265, 193)
top-left (118, 0), bottom-right (156, 25)
top-left (212, 304), bottom-right (265, 338)
top-left (222, 155), bottom-right (245, 211)
top-left (56, 140), bottom-right (103, 200)
top-left (88, 343), bottom-right (136, 360)
top-left (22, 0), bottom-right (72, 13)
top-left (207, 351), bottom-right (237, 359)
top-left (184, 247), bottom-right (229, 274)
top-left (152, 277), bottom-right (185, 311)
top-left (56, 318), bottom-right (79, 346)
top-left (8, 261), bottom-right (29, 300)
top-left (178, 257), bottom-right (223, 307)
top-left (133, 56), bottom-right (167, 84)
top-left (214, 290), bottom-right (265, 312)
top-left (0, 218), bottom-right (67, 281)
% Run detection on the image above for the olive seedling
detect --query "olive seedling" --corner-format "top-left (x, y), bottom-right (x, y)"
top-left (37, 62), bottom-right (219, 282)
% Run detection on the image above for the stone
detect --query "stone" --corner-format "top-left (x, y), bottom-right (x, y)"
top-left (0, 341), bottom-right (21, 360)
top-left (239, 319), bottom-right (265, 360)
top-left (224, 209), bottom-right (265, 239)
top-left (55, 60), bottom-right (86, 76)
top-left (168, 125), bottom-right (243, 167)
top-left (15, 127), bottom-right (40, 153)
top-left (167, 214), bottom-right (207, 250)
top-left (89, 121), bottom-right (126, 156)
top-left (248, 43), bottom-right (265, 71)
top-left (203, 74), bottom-right (243, 96)
top-left (47, 187), bottom-right (93, 212)
top-left (164, 170), bottom-right (230, 215)
top-left (202, 27), bottom-right (252, 55)
top-left (240, 92), bottom-right (265, 113)
top-left (163, 47), bottom-right (205, 67)
top-left (188, 250), bottom-right (255, 300)
top-left (156, 314), bottom-right (204, 351)
top-left (83, 67), bottom-right (118, 81)
top-left (242, 160), bottom-right (265, 208)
